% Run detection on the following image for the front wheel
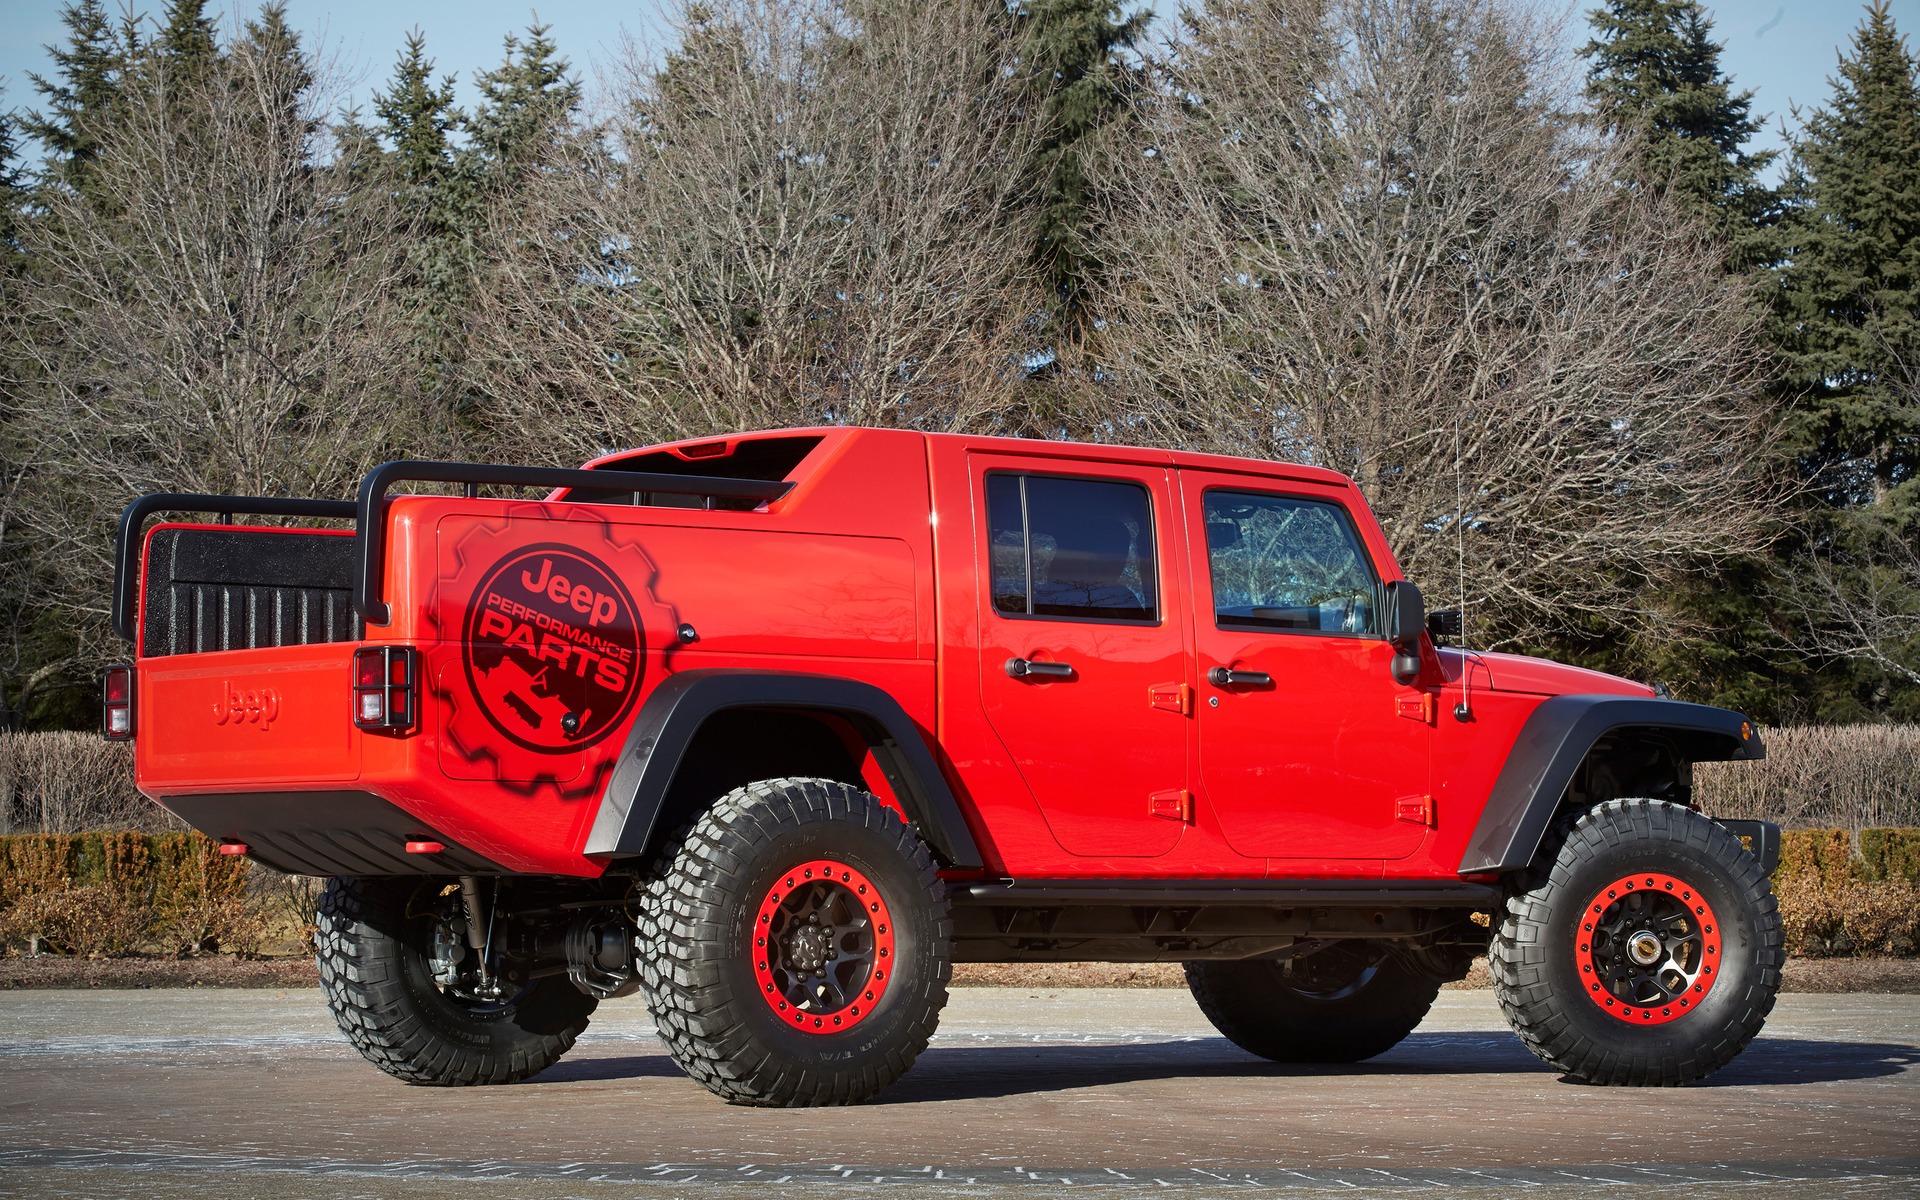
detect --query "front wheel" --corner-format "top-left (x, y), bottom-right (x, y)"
top-left (1184, 942), bottom-right (1441, 1063)
top-left (316, 877), bottom-right (596, 1085)
top-left (640, 778), bottom-right (952, 1106)
top-left (1490, 798), bottom-right (1782, 1085)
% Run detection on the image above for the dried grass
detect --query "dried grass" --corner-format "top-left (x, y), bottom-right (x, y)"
top-left (1696, 725), bottom-right (1920, 829)
top-left (0, 733), bottom-right (176, 834)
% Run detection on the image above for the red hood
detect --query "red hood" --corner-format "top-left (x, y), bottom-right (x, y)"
top-left (1437, 649), bottom-right (1656, 698)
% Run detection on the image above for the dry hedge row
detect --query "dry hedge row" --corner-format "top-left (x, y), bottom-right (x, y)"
top-left (1694, 724), bottom-right (1920, 829)
top-left (0, 832), bottom-right (318, 958)
top-left (3, 731), bottom-right (1918, 959)
top-left (0, 733), bottom-right (167, 834)
top-left (1, 829), bottom-right (1914, 960)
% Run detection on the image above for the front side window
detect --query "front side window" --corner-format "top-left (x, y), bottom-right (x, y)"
top-left (1204, 491), bottom-right (1378, 636)
top-left (987, 473), bottom-right (1157, 623)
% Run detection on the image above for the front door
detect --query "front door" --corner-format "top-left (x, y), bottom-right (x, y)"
top-left (975, 457), bottom-right (1192, 858)
top-left (1183, 473), bottom-right (1430, 861)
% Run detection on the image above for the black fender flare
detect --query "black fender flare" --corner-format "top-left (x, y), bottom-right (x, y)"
top-left (1458, 694), bottom-right (1764, 875)
top-left (583, 669), bottom-right (983, 869)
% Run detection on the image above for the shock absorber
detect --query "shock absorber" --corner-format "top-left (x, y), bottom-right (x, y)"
top-left (458, 876), bottom-right (491, 988)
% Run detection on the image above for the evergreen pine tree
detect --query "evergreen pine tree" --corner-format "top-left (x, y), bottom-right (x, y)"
top-left (375, 30), bottom-right (459, 194)
top-left (1770, 1), bottom-right (1920, 714)
top-left (374, 30), bottom-right (474, 433)
top-left (1582, 0), bottom-right (1776, 264)
top-left (1021, 0), bottom-right (1150, 339)
top-left (23, 0), bottom-right (130, 196)
top-left (1777, 0), bottom-right (1920, 517)
top-left (0, 103), bottom-right (28, 271)
top-left (465, 25), bottom-right (581, 180)
top-left (156, 0), bottom-right (220, 71)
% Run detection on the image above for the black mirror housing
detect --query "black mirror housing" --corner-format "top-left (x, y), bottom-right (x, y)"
top-left (1384, 580), bottom-right (1425, 684)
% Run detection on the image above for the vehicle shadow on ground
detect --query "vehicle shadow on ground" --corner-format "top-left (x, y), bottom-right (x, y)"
top-left (537, 1029), bottom-right (1920, 1098)
top-left (879, 1033), bottom-right (1919, 1101)
top-left (533, 1032), bottom-right (1916, 1096)
top-left (1695, 1036), bottom-right (1920, 1087)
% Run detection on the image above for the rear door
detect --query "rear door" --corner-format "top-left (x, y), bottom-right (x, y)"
top-left (973, 455), bottom-right (1192, 858)
top-left (1181, 473), bottom-right (1430, 861)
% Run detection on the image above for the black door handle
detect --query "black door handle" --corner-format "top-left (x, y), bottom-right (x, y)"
top-left (1208, 666), bottom-right (1273, 688)
top-left (1007, 657), bottom-right (1076, 680)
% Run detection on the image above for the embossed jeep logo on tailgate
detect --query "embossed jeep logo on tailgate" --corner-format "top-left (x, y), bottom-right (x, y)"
top-left (213, 683), bottom-right (280, 730)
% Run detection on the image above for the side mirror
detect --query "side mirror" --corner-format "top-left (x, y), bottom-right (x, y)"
top-left (1427, 609), bottom-right (1463, 645)
top-left (1384, 580), bottom-right (1425, 685)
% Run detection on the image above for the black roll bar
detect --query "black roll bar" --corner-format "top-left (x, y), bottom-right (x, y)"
top-left (351, 461), bottom-right (792, 624)
top-left (113, 495), bottom-right (357, 641)
top-left (113, 460), bottom-right (794, 641)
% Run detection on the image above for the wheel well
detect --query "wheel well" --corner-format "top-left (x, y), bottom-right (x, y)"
top-left (1565, 731), bottom-right (1693, 811)
top-left (653, 708), bottom-right (874, 847)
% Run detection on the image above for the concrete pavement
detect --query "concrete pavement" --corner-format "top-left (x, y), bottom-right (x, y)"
top-left (1, 987), bottom-right (1916, 1198)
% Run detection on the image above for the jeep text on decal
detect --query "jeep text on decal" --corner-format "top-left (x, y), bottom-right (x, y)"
top-left (213, 683), bottom-right (280, 731)
top-left (462, 545), bottom-right (644, 753)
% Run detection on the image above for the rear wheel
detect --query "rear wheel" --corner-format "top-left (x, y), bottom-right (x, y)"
top-left (315, 876), bottom-right (596, 1086)
top-left (1184, 942), bottom-right (1441, 1063)
top-left (640, 777), bottom-right (951, 1106)
top-left (1490, 798), bottom-right (1782, 1085)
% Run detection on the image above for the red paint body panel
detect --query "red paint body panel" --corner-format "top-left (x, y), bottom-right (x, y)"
top-left (128, 427), bottom-right (1664, 884)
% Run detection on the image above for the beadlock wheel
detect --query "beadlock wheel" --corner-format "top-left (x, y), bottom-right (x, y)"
top-left (753, 858), bottom-right (896, 1034)
top-left (640, 778), bottom-right (951, 1106)
top-left (1491, 797), bottom-right (1782, 1086)
top-left (1577, 871), bottom-right (1722, 1024)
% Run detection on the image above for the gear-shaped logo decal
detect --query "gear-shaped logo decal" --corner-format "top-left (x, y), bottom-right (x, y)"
top-left (462, 544), bottom-right (645, 754)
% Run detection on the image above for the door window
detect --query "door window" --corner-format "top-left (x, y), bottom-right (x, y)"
top-left (987, 474), bottom-right (1158, 623)
top-left (1203, 491), bottom-right (1378, 636)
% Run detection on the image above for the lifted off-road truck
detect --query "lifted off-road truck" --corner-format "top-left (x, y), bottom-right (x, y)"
top-left (105, 428), bottom-right (1781, 1102)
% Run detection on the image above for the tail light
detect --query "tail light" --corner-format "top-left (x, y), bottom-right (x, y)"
top-left (101, 664), bottom-right (135, 741)
top-left (352, 646), bottom-right (419, 733)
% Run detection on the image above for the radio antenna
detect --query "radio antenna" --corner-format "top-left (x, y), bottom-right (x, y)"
top-left (1454, 405), bottom-right (1467, 639)
top-left (1453, 403), bottom-right (1475, 722)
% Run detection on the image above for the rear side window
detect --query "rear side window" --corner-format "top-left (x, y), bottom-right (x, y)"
top-left (986, 473), bottom-right (1158, 623)
top-left (1204, 491), bottom-right (1378, 636)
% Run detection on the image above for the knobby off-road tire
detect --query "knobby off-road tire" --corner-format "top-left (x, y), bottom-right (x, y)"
top-left (1490, 798), bottom-right (1782, 1086)
top-left (641, 777), bottom-right (952, 1106)
top-left (1185, 943), bottom-right (1442, 1063)
top-left (316, 876), bottom-right (596, 1086)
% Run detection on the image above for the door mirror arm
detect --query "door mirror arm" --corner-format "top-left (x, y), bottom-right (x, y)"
top-left (1383, 580), bottom-right (1425, 686)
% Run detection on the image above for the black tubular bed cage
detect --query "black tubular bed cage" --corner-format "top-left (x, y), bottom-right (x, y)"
top-left (112, 460), bottom-right (796, 645)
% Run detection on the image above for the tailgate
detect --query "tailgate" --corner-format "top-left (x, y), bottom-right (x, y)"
top-left (137, 642), bottom-right (361, 790)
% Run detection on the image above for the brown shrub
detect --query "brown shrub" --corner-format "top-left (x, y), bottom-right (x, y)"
top-left (263, 873), bottom-right (324, 946)
top-left (0, 733), bottom-right (174, 834)
top-left (0, 831), bottom-right (255, 957)
top-left (0, 884), bottom-right (153, 957)
top-left (1776, 870), bottom-right (1920, 958)
top-left (1696, 725), bottom-right (1920, 829)
top-left (1858, 828), bottom-right (1920, 883)
top-left (148, 835), bottom-right (261, 956)
top-left (0, 834), bottom-right (73, 908)
top-left (1768, 829), bottom-right (1920, 957)
top-left (1777, 828), bottom-right (1857, 882)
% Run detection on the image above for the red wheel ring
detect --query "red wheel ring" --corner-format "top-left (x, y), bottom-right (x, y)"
top-left (1577, 872), bottom-right (1721, 1025)
top-left (751, 859), bottom-right (896, 1035)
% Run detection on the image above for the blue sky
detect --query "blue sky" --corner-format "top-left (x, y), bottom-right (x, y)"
top-left (2, 0), bottom-right (1916, 163)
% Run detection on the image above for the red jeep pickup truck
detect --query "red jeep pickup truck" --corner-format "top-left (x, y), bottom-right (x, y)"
top-left (106, 427), bottom-right (1780, 1103)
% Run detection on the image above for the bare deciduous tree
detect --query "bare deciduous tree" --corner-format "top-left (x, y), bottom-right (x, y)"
top-left (469, 0), bottom-right (1044, 463)
top-left (3, 25), bottom-right (416, 665)
top-left (1088, 0), bottom-right (1784, 647)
